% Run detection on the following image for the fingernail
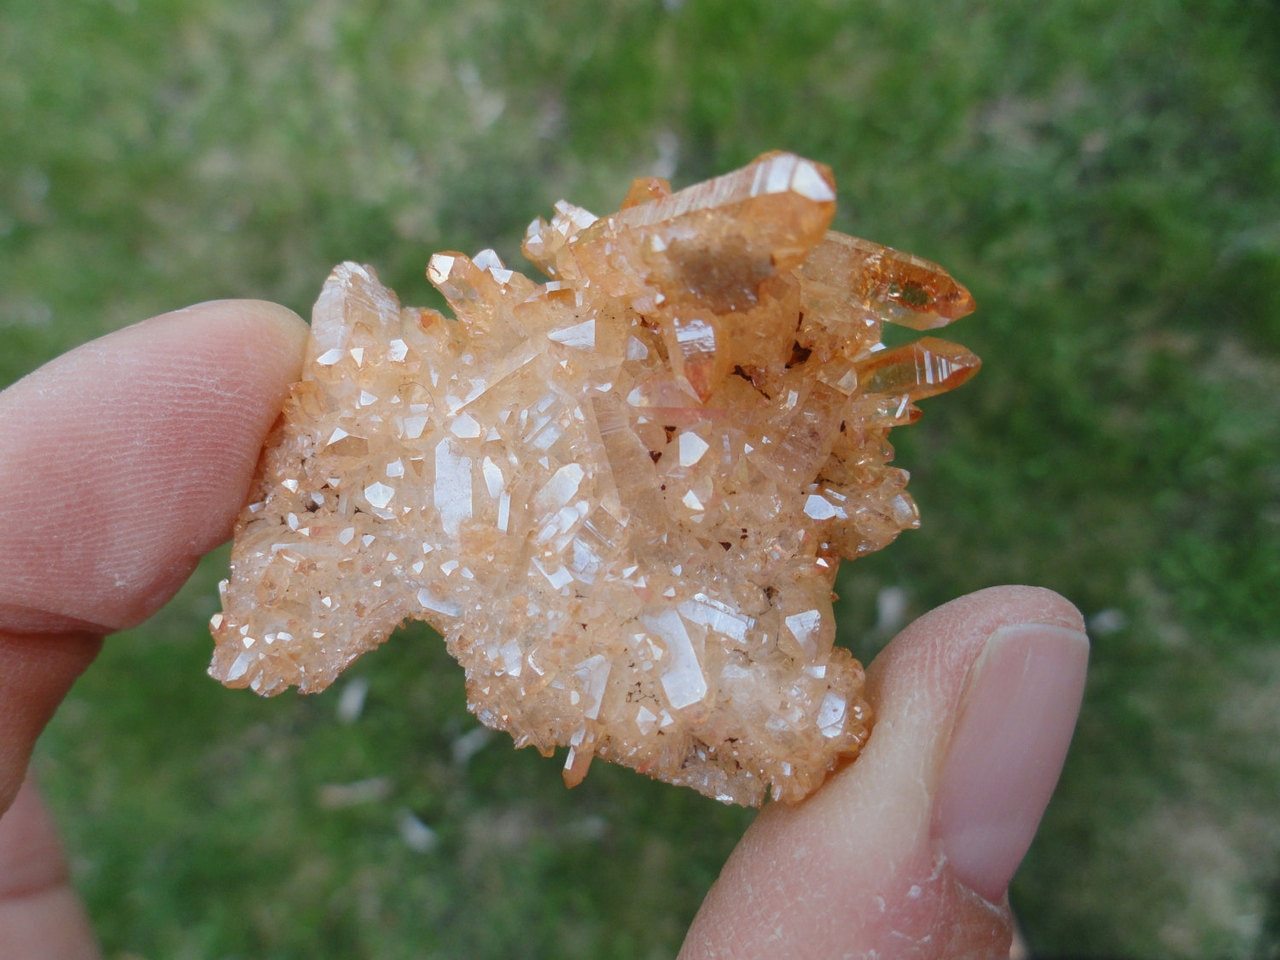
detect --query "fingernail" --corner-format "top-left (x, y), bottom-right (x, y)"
top-left (934, 622), bottom-right (1089, 901)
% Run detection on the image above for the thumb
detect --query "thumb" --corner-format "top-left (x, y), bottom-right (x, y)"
top-left (680, 585), bottom-right (1088, 960)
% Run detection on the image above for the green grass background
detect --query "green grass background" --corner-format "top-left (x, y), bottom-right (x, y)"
top-left (3, 0), bottom-right (1279, 957)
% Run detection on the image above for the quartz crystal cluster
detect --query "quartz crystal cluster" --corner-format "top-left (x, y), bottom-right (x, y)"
top-left (210, 152), bottom-right (979, 805)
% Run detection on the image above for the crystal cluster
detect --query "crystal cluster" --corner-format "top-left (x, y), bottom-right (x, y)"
top-left (210, 152), bottom-right (979, 805)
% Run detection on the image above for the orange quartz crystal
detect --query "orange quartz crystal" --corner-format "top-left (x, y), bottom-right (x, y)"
top-left (209, 152), bottom-right (979, 805)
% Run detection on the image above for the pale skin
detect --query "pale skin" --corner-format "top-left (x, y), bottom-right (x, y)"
top-left (0, 301), bottom-right (1089, 959)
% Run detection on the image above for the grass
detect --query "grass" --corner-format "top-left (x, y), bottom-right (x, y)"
top-left (3, 0), bottom-right (1279, 956)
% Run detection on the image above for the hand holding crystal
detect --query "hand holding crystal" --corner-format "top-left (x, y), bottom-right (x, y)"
top-left (0, 301), bottom-right (1087, 957)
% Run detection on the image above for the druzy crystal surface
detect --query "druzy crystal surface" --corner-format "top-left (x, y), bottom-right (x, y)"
top-left (210, 152), bottom-right (979, 805)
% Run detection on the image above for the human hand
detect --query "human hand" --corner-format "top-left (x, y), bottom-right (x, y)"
top-left (0, 303), bottom-right (1087, 959)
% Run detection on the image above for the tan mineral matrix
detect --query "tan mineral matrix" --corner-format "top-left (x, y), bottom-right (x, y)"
top-left (210, 152), bottom-right (979, 805)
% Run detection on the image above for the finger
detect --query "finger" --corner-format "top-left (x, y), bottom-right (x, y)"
top-left (0, 299), bottom-right (308, 636)
top-left (0, 301), bottom-right (306, 955)
top-left (0, 776), bottom-right (99, 959)
top-left (0, 298), bottom-right (306, 812)
top-left (0, 633), bottom-right (101, 817)
top-left (680, 585), bottom-right (1088, 960)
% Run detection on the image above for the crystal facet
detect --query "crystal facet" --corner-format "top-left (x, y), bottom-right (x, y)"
top-left (209, 152), bottom-right (979, 805)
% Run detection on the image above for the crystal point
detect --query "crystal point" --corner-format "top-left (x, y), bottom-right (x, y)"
top-left (210, 152), bottom-right (979, 806)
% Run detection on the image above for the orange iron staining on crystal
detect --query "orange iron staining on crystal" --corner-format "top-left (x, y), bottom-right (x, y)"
top-left (209, 152), bottom-right (979, 806)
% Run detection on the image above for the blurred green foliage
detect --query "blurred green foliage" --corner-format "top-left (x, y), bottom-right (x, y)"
top-left (2, 0), bottom-right (1278, 957)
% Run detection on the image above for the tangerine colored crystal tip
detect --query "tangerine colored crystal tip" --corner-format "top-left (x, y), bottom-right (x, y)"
top-left (209, 152), bottom-right (979, 806)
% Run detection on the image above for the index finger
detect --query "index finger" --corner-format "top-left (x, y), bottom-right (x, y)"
top-left (0, 299), bottom-right (306, 958)
top-left (0, 300), bottom-right (307, 637)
